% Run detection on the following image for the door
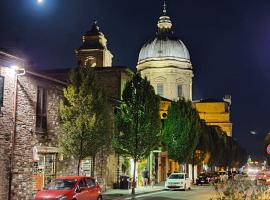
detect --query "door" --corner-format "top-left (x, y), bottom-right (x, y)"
top-left (86, 178), bottom-right (99, 200)
top-left (160, 157), bottom-right (166, 181)
top-left (76, 178), bottom-right (89, 200)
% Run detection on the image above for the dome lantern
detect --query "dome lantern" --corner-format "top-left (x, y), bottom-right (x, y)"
top-left (157, 0), bottom-right (172, 30)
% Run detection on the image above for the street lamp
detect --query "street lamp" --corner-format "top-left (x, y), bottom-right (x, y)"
top-left (8, 64), bottom-right (25, 200)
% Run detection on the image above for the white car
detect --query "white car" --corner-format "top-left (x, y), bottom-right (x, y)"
top-left (165, 173), bottom-right (191, 190)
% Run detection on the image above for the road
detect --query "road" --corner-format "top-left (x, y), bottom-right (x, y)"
top-left (131, 186), bottom-right (215, 200)
top-left (126, 186), bottom-right (216, 200)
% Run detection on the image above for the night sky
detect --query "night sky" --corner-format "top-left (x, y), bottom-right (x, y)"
top-left (1, 0), bottom-right (270, 159)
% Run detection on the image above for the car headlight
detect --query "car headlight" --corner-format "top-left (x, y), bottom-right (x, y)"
top-left (58, 195), bottom-right (67, 200)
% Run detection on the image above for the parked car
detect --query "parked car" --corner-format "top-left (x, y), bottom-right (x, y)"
top-left (196, 173), bottom-right (209, 185)
top-left (208, 172), bottom-right (220, 183)
top-left (165, 173), bottom-right (191, 190)
top-left (219, 171), bottom-right (228, 182)
top-left (33, 176), bottom-right (102, 200)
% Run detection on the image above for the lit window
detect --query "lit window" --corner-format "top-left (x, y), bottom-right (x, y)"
top-left (157, 83), bottom-right (164, 96)
top-left (36, 87), bottom-right (47, 132)
top-left (177, 85), bottom-right (183, 98)
top-left (0, 76), bottom-right (4, 107)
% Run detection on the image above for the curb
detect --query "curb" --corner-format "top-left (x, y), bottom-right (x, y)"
top-left (103, 188), bottom-right (165, 200)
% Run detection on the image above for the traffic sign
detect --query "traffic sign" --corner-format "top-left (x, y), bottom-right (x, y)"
top-left (267, 144), bottom-right (270, 155)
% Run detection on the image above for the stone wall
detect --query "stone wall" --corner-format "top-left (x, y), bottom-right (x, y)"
top-left (11, 73), bottom-right (64, 200)
top-left (0, 66), bottom-right (66, 200)
top-left (0, 66), bottom-right (16, 200)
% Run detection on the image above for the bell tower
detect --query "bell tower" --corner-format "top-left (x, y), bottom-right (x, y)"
top-left (76, 21), bottom-right (113, 67)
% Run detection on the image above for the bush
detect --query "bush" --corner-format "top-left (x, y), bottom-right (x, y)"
top-left (210, 177), bottom-right (270, 200)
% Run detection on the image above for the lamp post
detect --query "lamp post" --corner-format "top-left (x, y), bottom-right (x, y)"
top-left (8, 65), bottom-right (25, 200)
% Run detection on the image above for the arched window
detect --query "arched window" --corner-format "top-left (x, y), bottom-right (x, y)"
top-left (84, 56), bottom-right (96, 67)
top-left (177, 85), bottom-right (183, 98)
top-left (157, 83), bottom-right (164, 97)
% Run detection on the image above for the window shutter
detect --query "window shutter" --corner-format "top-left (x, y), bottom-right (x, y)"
top-left (0, 76), bottom-right (4, 107)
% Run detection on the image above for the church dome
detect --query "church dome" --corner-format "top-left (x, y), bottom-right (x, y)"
top-left (138, 34), bottom-right (190, 63)
top-left (137, 2), bottom-right (190, 64)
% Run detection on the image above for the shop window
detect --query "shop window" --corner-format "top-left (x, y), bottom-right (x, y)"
top-left (36, 87), bottom-right (47, 132)
top-left (0, 76), bottom-right (4, 107)
top-left (157, 83), bottom-right (163, 97)
top-left (32, 153), bottom-right (57, 192)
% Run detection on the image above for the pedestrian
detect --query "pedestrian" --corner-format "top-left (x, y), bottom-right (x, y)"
top-left (141, 167), bottom-right (149, 187)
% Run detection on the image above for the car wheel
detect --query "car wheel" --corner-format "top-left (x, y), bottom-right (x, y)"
top-left (97, 195), bottom-right (102, 200)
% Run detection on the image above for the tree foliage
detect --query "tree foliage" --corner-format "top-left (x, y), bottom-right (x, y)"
top-left (207, 126), bottom-right (248, 168)
top-left (113, 74), bottom-right (160, 194)
top-left (163, 98), bottom-right (201, 164)
top-left (59, 67), bottom-right (113, 175)
top-left (113, 74), bottom-right (161, 160)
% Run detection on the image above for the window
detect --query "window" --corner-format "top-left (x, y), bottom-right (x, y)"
top-left (157, 83), bottom-right (163, 96)
top-left (0, 76), bottom-right (4, 107)
top-left (177, 85), bottom-right (183, 98)
top-left (36, 87), bottom-right (47, 131)
top-left (84, 56), bottom-right (96, 67)
top-left (79, 179), bottom-right (87, 187)
top-left (86, 178), bottom-right (95, 187)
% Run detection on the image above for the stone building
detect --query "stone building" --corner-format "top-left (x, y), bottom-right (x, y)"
top-left (0, 50), bottom-right (66, 200)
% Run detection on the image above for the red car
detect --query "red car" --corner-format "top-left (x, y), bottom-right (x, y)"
top-left (33, 176), bottom-right (102, 200)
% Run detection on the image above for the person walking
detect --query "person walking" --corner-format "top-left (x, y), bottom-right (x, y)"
top-left (141, 168), bottom-right (149, 187)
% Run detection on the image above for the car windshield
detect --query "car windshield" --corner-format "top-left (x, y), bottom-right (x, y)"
top-left (46, 179), bottom-right (77, 190)
top-left (169, 174), bottom-right (184, 179)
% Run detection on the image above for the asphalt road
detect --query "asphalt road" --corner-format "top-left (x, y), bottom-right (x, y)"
top-left (126, 186), bottom-right (216, 200)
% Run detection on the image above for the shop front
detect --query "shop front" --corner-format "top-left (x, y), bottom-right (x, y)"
top-left (32, 146), bottom-right (58, 192)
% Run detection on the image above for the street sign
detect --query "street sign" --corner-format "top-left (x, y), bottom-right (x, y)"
top-left (267, 144), bottom-right (270, 155)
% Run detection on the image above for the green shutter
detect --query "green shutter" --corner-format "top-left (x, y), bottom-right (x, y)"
top-left (0, 76), bottom-right (4, 107)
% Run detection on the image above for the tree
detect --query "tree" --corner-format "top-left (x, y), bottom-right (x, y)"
top-left (189, 121), bottom-right (211, 176)
top-left (59, 67), bottom-right (113, 176)
top-left (208, 126), bottom-right (228, 168)
top-left (163, 98), bottom-right (201, 168)
top-left (113, 74), bottom-right (161, 195)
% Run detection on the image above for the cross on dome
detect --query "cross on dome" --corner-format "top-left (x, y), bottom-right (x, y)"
top-left (158, 0), bottom-right (172, 30)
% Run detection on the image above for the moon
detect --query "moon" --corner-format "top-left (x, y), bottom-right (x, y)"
top-left (37, 0), bottom-right (43, 4)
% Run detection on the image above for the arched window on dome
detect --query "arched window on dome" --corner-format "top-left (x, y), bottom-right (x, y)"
top-left (177, 85), bottom-right (183, 98)
top-left (157, 83), bottom-right (164, 97)
top-left (84, 56), bottom-right (97, 67)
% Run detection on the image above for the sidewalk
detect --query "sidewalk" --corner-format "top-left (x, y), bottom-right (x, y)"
top-left (103, 183), bottom-right (165, 200)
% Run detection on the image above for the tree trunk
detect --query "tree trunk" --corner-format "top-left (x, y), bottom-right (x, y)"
top-left (132, 159), bottom-right (137, 195)
top-left (91, 155), bottom-right (96, 177)
top-left (78, 136), bottom-right (83, 176)
top-left (192, 153), bottom-right (195, 183)
top-left (77, 159), bottom-right (81, 176)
